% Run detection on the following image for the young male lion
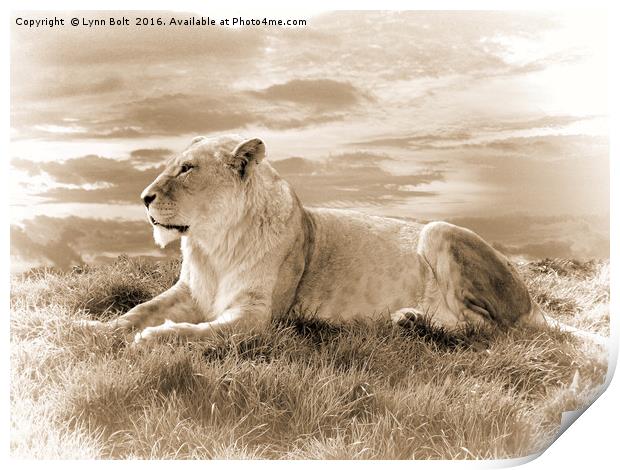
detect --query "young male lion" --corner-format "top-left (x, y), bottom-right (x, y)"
top-left (88, 134), bottom-right (599, 345)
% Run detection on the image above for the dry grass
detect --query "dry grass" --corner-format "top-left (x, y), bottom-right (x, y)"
top-left (10, 256), bottom-right (609, 459)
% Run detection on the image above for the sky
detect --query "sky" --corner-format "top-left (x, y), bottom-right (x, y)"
top-left (10, 10), bottom-right (609, 272)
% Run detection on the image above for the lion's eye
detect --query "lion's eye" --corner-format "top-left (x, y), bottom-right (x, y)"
top-left (179, 163), bottom-right (194, 174)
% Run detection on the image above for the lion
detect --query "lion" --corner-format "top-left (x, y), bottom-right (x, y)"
top-left (88, 134), bottom-right (604, 346)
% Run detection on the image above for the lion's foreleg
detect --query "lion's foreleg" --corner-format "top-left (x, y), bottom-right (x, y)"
top-left (133, 303), bottom-right (270, 344)
top-left (91, 282), bottom-right (200, 332)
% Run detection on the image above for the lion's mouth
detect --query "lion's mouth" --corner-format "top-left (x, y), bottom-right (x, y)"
top-left (149, 216), bottom-right (189, 233)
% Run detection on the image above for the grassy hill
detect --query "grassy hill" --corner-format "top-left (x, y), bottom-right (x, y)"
top-left (10, 256), bottom-right (609, 459)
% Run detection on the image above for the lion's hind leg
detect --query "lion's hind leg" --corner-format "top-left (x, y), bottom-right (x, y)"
top-left (416, 221), bottom-right (532, 331)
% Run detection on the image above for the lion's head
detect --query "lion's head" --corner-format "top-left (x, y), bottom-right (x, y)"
top-left (140, 134), bottom-right (266, 247)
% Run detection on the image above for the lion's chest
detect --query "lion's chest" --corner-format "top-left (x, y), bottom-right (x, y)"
top-left (181, 240), bottom-right (247, 320)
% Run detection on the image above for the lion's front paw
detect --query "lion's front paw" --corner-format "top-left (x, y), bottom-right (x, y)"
top-left (134, 322), bottom-right (176, 345)
top-left (77, 319), bottom-right (106, 329)
top-left (391, 307), bottom-right (424, 327)
top-left (76, 318), bottom-right (120, 334)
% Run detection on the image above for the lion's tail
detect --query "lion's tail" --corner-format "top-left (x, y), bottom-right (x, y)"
top-left (520, 301), bottom-right (607, 347)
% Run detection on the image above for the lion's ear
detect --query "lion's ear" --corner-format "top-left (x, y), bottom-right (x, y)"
top-left (228, 138), bottom-right (266, 180)
top-left (185, 136), bottom-right (206, 150)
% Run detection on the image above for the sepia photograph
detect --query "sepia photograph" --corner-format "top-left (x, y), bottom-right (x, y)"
top-left (9, 7), bottom-right (612, 461)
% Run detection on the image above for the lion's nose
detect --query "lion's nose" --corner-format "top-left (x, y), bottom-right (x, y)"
top-left (143, 193), bottom-right (156, 208)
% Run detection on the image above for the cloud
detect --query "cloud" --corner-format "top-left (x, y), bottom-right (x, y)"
top-left (130, 148), bottom-right (174, 164)
top-left (263, 11), bottom-right (568, 85)
top-left (447, 214), bottom-right (609, 260)
top-left (16, 89), bottom-right (351, 139)
top-left (349, 116), bottom-right (597, 150)
top-left (118, 93), bottom-right (257, 136)
top-left (493, 240), bottom-right (575, 259)
top-left (31, 77), bottom-right (124, 100)
top-left (11, 216), bottom-right (177, 271)
top-left (15, 155), bottom-right (135, 185)
top-left (259, 113), bottom-right (346, 130)
top-left (249, 79), bottom-right (366, 110)
top-left (11, 224), bottom-right (84, 270)
top-left (272, 152), bottom-right (443, 206)
top-left (457, 135), bottom-right (608, 160)
top-left (341, 134), bottom-right (609, 220)
top-left (461, 151), bottom-right (609, 216)
top-left (349, 131), bottom-right (472, 149)
top-left (28, 94), bottom-right (257, 139)
top-left (12, 155), bottom-right (163, 204)
top-left (474, 115), bottom-right (596, 133)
